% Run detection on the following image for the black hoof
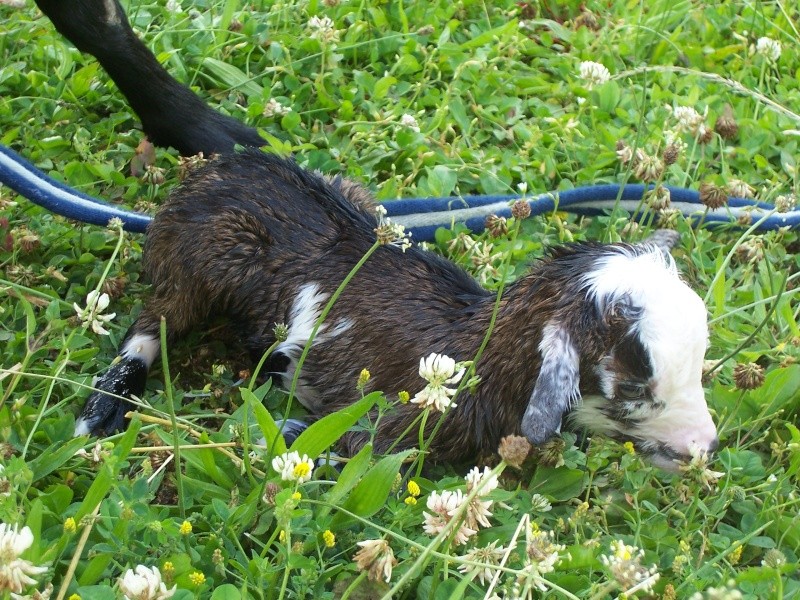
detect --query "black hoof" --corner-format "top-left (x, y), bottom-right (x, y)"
top-left (74, 391), bottom-right (132, 436)
top-left (75, 358), bottom-right (147, 436)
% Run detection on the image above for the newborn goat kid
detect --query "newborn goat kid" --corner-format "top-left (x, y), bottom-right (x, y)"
top-left (76, 150), bottom-right (718, 469)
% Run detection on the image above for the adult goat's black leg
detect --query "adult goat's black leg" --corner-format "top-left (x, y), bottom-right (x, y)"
top-left (34, 0), bottom-right (263, 156)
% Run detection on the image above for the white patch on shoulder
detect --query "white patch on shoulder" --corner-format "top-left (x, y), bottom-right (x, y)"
top-left (580, 246), bottom-right (717, 457)
top-left (121, 333), bottom-right (160, 367)
top-left (276, 283), bottom-right (352, 410)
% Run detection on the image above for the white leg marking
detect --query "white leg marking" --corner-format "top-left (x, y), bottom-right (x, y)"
top-left (120, 333), bottom-right (160, 367)
top-left (74, 418), bottom-right (91, 436)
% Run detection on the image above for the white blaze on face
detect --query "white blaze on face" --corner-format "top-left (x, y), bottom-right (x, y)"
top-left (579, 246), bottom-right (718, 458)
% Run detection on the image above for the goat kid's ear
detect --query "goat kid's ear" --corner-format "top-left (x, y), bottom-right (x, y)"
top-left (521, 324), bottom-right (580, 445)
top-left (640, 229), bottom-right (680, 254)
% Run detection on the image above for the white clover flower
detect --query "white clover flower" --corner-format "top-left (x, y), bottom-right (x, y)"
top-left (679, 444), bottom-right (725, 489)
top-left (0, 524), bottom-right (48, 595)
top-left (578, 61), bottom-right (610, 88)
top-left (353, 539), bottom-right (397, 583)
top-left (422, 489), bottom-right (476, 545)
top-left (271, 450), bottom-right (315, 483)
top-left (73, 290), bottom-right (116, 336)
top-left (726, 179), bottom-right (755, 199)
top-left (263, 98), bottom-right (291, 118)
top-left (107, 217), bottom-right (124, 230)
top-left (774, 193), bottom-right (797, 213)
top-left (464, 496), bottom-right (493, 530)
top-left (411, 353), bottom-right (465, 412)
top-left (530, 493), bottom-right (552, 512)
top-left (756, 37), bottom-right (781, 63)
top-left (399, 114), bottom-right (420, 133)
top-left (307, 15), bottom-right (340, 44)
top-left (668, 105), bottom-right (707, 137)
top-left (600, 539), bottom-right (660, 595)
top-left (118, 565), bottom-right (176, 600)
top-left (457, 541), bottom-right (507, 585)
top-left (164, 0), bottom-right (181, 13)
top-left (465, 466), bottom-right (498, 496)
top-left (521, 525), bottom-right (565, 591)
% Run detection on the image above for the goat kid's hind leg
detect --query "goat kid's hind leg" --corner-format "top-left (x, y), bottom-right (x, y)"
top-left (74, 290), bottom-right (203, 437)
top-left (74, 319), bottom-right (162, 437)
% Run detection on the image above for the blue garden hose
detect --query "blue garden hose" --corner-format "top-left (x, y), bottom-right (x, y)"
top-left (2, 143), bottom-right (799, 241)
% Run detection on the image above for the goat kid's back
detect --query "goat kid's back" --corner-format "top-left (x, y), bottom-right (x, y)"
top-left (77, 151), bottom-right (502, 460)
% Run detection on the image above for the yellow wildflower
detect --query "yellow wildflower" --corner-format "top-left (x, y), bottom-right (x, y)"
top-left (68, 595), bottom-right (81, 600)
top-left (279, 530), bottom-right (287, 543)
top-left (398, 391), bottom-right (410, 404)
top-left (291, 491), bottom-right (302, 501)
top-left (64, 517), bottom-right (77, 534)
top-left (407, 480), bottom-right (421, 497)
top-left (357, 368), bottom-right (371, 388)
top-left (623, 441), bottom-right (635, 455)
top-left (404, 496), bottom-right (417, 506)
top-left (188, 571), bottom-right (205, 586)
top-left (323, 530), bottom-right (335, 548)
top-left (179, 520), bottom-right (192, 535)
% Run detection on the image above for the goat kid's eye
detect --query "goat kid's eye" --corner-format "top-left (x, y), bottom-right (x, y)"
top-left (616, 382), bottom-right (648, 400)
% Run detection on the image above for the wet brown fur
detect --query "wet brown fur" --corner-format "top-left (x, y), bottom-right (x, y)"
top-left (110, 150), bottom-right (653, 465)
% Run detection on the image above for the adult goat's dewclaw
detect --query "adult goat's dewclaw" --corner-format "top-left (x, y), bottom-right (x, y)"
top-left (75, 150), bottom-right (718, 470)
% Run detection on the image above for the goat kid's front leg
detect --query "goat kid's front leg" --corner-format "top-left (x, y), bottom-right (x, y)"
top-left (75, 328), bottom-right (160, 437)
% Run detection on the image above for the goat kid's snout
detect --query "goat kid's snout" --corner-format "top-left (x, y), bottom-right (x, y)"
top-left (666, 410), bottom-right (720, 458)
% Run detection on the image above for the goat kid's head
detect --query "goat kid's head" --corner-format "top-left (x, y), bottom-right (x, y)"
top-left (520, 243), bottom-right (718, 471)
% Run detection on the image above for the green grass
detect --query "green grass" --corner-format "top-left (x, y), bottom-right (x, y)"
top-left (1, 0), bottom-right (799, 598)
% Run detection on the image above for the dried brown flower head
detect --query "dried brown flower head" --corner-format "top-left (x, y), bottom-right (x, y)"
top-left (733, 362), bottom-right (765, 390)
top-left (102, 275), bottom-right (128, 300)
top-left (142, 165), bottom-right (166, 185)
top-left (616, 140), bottom-right (633, 166)
top-left (536, 437), bottom-right (566, 468)
top-left (353, 539), bottom-right (397, 583)
top-left (498, 434), bottom-right (532, 468)
top-left (17, 229), bottom-right (41, 253)
top-left (632, 150), bottom-right (664, 183)
top-left (714, 105), bottom-right (739, 140)
top-left (698, 182), bottom-right (728, 209)
top-left (262, 482), bottom-right (280, 505)
top-left (698, 126), bottom-right (714, 144)
top-left (663, 142), bottom-right (681, 165)
top-left (485, 214), bottom-right (509, 238)
top-left (646, 185), bottom-right (671, 210)
top-left (178, 152), bottom-right (208, 181)
top-left (574, 8), bottom-right (599, 30)
top-left (511, 200), bottom-right (531, 220)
